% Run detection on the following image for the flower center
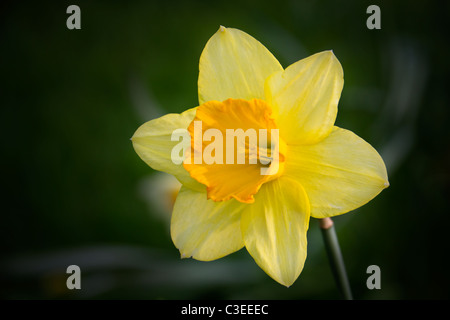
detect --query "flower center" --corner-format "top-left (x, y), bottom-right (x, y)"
top-left (183, 98), bottom-right (286, 203)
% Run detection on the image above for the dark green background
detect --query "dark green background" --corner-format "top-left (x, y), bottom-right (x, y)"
top-left (1, 0), bottom-right (449, 299)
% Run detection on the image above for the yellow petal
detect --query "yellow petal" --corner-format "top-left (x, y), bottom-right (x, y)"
top-left (285, 126), bottom-right (389, 218)
top-left (171, 186), bottom-right (246, 261)
top-left (131, 108), bottom-right (204, 192)
top-left (198, 26), bottom-right (283, 104)
top-left (265, 51), bottom-right (344, 144)
top-left (241, 177), bottom-right (310, 287)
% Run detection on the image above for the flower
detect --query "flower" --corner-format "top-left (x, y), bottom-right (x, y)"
top-left (138, 172), bottom-right (181, 222)
top-left (131, 26), bottom-right (389, 287)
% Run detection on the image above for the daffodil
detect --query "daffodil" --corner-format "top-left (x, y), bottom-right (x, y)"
top-left (131, 26), bottom-right (389, 287)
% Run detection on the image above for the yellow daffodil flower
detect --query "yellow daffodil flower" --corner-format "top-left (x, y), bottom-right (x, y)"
top-left (131, 26), bottom-right (389, 287)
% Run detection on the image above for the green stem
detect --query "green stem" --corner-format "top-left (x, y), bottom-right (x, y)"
top-left (320, 217), bottom-right (353, 300)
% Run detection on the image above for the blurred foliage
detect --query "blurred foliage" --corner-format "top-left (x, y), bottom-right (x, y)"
top-left (1, 0), bottom-right (449, 299)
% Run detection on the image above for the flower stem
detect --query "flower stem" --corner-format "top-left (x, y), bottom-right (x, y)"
top-left (319, 217), bottom-right (353, 300)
